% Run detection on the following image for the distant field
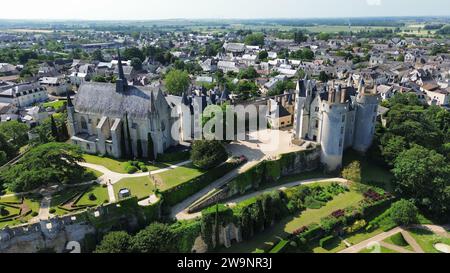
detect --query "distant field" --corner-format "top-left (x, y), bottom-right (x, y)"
top-left (3, 28), bottom-right (54, 33)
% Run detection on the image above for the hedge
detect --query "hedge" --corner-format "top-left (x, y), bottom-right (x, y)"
top-left (319, 235), bottom-right (335, 248)
top-left (171, 220), bottom-right (202, 253)
top-left (269, 239), bottom-right (289, 253)
top-left (161, 161), bottom-right (241, 206)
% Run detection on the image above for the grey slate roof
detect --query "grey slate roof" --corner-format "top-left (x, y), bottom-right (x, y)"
top-left (74, 82), bottom-right (161, 120)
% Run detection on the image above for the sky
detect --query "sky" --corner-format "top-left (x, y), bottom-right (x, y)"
top-left (1, 0), bottom-right (449, 20)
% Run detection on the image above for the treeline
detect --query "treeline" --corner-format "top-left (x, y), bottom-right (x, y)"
top-left (370, 93), bottom-right (450, 219)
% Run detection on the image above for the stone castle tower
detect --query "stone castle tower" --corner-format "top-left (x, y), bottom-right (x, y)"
top-left (293, 76), bottom-right (379, 172)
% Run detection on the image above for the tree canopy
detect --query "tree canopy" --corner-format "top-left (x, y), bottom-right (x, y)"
top-left (0, 142), bottom-right (85, 192)
top-left (191, 140), bottom-right (228, 170)
top-left (131, 223), bottom-right (174, 253)
top-left (94, 231), bottom-right (132, 253)
top-left (164, 69), bottom-right (190, 95)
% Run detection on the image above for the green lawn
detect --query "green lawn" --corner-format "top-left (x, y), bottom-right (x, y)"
top-left (0, 195), bottom-right (41, 228)
top-left (42, 100), bottom-right (67, 110)
top-left (343, 150), bottom-right (394, 192)
top-left (383, 232), bottom-right (414, 252)
top-left (407, 228), bottom-right (450, 253)
top-left (83, 154), bottom-right (167, 174)
top-left (153, 163), bottom-right (205, 190)
top-left (76, 184), bottom-right (109, 206)
top-left (113, 176), bottom-right (155, 200)
top-left (0, 195), bottom-right (22, 204)
top-left (285, 190), bottom-right (364, 233)
top-left (221, 187), bottom-right (364, 253)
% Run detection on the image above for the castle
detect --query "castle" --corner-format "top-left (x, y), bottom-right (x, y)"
top-left (293, 76), bottom-right (379, 172)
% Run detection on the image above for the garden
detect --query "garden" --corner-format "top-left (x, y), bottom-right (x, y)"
top-left (49, 183), bottom-right (109, 216)
top-left (0, 194), bottom-right (41, 228)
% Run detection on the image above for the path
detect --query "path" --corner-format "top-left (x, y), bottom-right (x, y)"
top-left (338, 225), bottom-right (449, 253)
top-left (172, 176), bottom-right (347, 220)
top-left (79, 160), bottom-right (191, 203)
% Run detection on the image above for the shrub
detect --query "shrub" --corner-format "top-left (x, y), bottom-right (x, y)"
top-left (140, 166), bottom-right (148, 172)
top-left (31, 211), bottom-right (39, 217)
top-left (319, 235), bottom-right (335, 248)
top-left (191, 140), bottom-right (228, 170)
top-left (88, 193), bottom-right (97, 201)
top-left (304, 196), bottom-right (323, 209)
top-left (126, 166), bottom-right (138, 174)
top-left (331, 209), bottom-right (345, 218)
top-left (390, 199), bottom-right (418, 226)
top-left (389, 232), bottom-right (409, 247)
top-left (49, 208), bottom-right (56, 214)
top-left (0, 205), bottom-right (8, 216)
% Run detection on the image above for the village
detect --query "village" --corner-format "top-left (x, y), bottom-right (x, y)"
top-left (0, 17), bottom-right (449, 254)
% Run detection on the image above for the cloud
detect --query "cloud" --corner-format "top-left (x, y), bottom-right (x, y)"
top-left (366, 0), bottom-right (382, 6)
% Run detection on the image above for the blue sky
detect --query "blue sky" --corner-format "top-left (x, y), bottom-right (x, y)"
top-left (1, 0), bottom-right (449, 20)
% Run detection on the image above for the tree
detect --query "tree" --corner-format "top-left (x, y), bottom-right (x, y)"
top-left (191, 140), bottom-right (228, 170)
top-left (267, 80), bottom-right (296, 96)
top-left (136, 139), bottom-right (143, 159)
top-left (50, 115), bottom-right (59, 142)
top-left (381, 135), bottom-right (408, 165)
top-left (147, 133), bottom-right (155, 161)
top-left (0, 133), bottom-right (16, 160)
top-left (0, 121), bottom-right (29, 149)
top-left (244, 33), bottom-right (265, 46)
top-left (0, 142), bottom-right (85, 192)
top-left (341, 161), bottom-right (361, 183)
top-left (258, 50), bottom-right (268, 60)
top-left (390, 199), bottom-right (418, 226)
top-left (94, 231), bottom-right (132, 253)
top-left (294, 30), bottom-right (308, 43)
top-left (392, 145), bottom-right (450, 217)
top-left (122, 47), bottom-right (145, 62)
top-left (130, 57), bottom-right (143, 71)
top-left (0, 151), bottom-right (7, 166)
top-left (131, 223), bottom-right (174, 253)
top-left (238, 67), bottom-right (259, 80)
top-left (91, 49), bottom-right (104, 62)
top-left (318, 71), bottom-right (330, 82)
top-left (165, 69), bottom-right (190, 95)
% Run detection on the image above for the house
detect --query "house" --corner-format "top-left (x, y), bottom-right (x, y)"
top-left (377, 85), bottom-right (395, 100)
top-left (217, 61), bottom-right (239, 73)
top-left (421, 82), bottom-right (449, 106)
top-left (39, 77), bottom-right (68, 96)
top-left (0, 82), bottom-right (48, 108)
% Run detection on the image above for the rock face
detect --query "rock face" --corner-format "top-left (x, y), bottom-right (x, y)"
top-left (0, 216), bottom-right (96, 253)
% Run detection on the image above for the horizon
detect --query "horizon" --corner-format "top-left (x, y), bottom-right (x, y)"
top-left (0, 0), bottom-right (449, 21)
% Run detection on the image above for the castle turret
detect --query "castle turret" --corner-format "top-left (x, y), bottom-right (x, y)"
top-left (353, 84), bottom-right (379, 153)
top-left (320, 84), bottom-right (349, 172)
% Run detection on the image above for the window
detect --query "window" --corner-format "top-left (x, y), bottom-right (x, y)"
top-left (341, 127), bottom-right (344, 134)
top-left (81, 117), bottom-right (88, 130)
top-left (339, 138), bottom-right (343, 148)
top-left (86, 143), bottom-right (90, 150)
top-left (315, 107), bottom-right (319, 112)
top-left (342, 115), bottom-right (346, 122)
top-left (315, 120), bottom-right (319, 129)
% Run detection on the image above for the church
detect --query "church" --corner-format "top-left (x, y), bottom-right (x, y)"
top-left (67, 52), bottom-right (178, 159)
top-left (293, 76), bottom-right (379, 172)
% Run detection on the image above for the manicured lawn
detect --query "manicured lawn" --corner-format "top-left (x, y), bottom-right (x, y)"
top-left (83, 154), bottom-right (166, 174)
top-left (0, 195), bottom-right (22, 204)
top-left (43, 100), bottom-right (67, 110)
top-left (221, 186), bottom-right (364, 253)
top-left (76, 184), bottom-right (109, 206)
top-left (153, 163), bottom-right (205, 190)
top-left (343, 228), bottom-right (385, 246)
top-left (0, 195), bottom-right (41, 228)
top-left (407, 228), bottom-right (450, 253)
top-left (343, 150), bottom-right (394, 191)
top-left (113, 176), bottom-right (155, 200)
top-left (383, 232), bottom-right (414, 251)
top-left (285, 190), bottom-right (364, 233)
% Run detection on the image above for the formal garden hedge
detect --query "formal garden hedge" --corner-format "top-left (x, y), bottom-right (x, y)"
top-left (161, 160), bottom-right (242, 206)
top-left (228, 148), bottom-right (320, 195)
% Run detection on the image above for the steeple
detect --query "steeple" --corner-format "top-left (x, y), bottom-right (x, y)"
top-left (116, 49), bottom-right (128, 93)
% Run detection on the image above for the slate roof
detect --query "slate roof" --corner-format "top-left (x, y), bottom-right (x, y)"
top-left (74, 82), bottom-right (161, 119)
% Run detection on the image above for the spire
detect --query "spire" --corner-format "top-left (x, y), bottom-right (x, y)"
top-left (117, 49), bottom-right (126, 83)
top-left (116, 49), bottom-right (127, 93)
top-left (66, 91), bottom-right (73, 107)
